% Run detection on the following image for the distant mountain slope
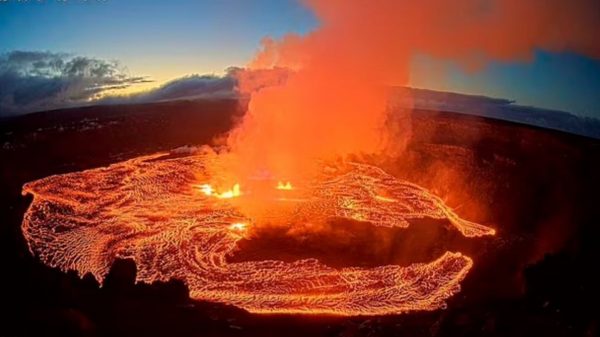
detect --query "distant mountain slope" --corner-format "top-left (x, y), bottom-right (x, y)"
top-left (2, 86), bottom-right (599, 140)
top-left (393, 87), bottom-right (600, 139)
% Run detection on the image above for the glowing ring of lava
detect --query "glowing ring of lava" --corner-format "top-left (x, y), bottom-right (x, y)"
top-left (21, 150), bottom-right (494, 315)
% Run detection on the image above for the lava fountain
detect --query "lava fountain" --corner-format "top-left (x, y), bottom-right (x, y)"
top-left (22, 148), bottom-right (494, 315)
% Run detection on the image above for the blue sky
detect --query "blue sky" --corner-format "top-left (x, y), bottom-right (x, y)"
top-left (411, 51), bottom-right (600, 118)
top-left (1, 0), bottom-right (599, 118)
top-left (0, 0), bottom-right (317, 81)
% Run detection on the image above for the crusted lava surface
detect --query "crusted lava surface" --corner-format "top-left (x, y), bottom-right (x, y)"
top-left (2, 99), bottom-right (599, 336)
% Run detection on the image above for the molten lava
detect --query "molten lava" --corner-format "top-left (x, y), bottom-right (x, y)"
top-left (277, 181), bottom-right (293, 190)
top-left (217, 183), bottom-right (241, 199)
top-left (229, 222), bottom-right (249, 233)
top-left (194, 183), bottom-right (242, 199)
top-left (21, 149), bottom-right (494, 315)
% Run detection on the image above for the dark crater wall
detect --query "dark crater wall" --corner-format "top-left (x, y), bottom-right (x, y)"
top-left (1, 99), bottom-right (599, 337)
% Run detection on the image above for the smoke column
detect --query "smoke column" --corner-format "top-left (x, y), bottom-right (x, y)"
top-left (224, 0), bottom-right (599, 182)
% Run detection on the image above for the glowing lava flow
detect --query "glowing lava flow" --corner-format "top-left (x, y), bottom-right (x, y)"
top-left (193, 183), bottom-right (241, 199)
top-left (21, 150), bottom-right (494, 315)
top-left (277, 181), bottom-right (293, 190)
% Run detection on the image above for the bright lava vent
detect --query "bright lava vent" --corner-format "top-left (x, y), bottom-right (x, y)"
top-left (21, 150), bottom-right (494, 315)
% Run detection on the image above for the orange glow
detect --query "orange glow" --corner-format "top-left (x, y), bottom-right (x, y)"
top-left (229, 222), bottom-right (248, 232)
top-left (223, 0), bottom-right (600, 186)
top-left (194, 183), bottom-right (241, 199)
top-left (374, 195), bottom-right (397, 203)
top-left (276, 181), bottom-right (293, 190)
top-left (197, 183), bottom-right (213, 196)
top-left (20, 0), bottom-right (600, 317)
top-left (21, 151), bottom-right (495, 315)
top-left (216, 183), bottom-right (241, 199)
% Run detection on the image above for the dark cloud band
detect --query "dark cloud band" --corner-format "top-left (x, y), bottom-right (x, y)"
top-left (0, 51), bottom-right (151, 115)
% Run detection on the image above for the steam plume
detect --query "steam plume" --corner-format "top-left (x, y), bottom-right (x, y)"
top-left (224, 0), bottom-right (600, 181)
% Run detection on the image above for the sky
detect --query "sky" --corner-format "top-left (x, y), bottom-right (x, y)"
top-left (1, 0), bottom-right (599, 118)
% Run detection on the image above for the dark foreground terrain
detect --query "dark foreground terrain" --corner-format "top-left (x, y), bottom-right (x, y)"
top-left (1, 99), bottom-right (599, 337)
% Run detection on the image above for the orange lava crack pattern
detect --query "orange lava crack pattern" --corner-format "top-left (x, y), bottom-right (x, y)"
top-left (22, 151), bottom-right (495, 315)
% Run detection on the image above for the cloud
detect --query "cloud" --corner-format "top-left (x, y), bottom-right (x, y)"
top-left (0, 51), bottom-right (150, 116)
top-left (99, 66), bottom-right (291, 104)
top-left (102, 70), bottom-right (238, 105)
top-left (0, 51), bottom-right (293, 116)
top-left (389, 87), bottom-right (600, 139)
